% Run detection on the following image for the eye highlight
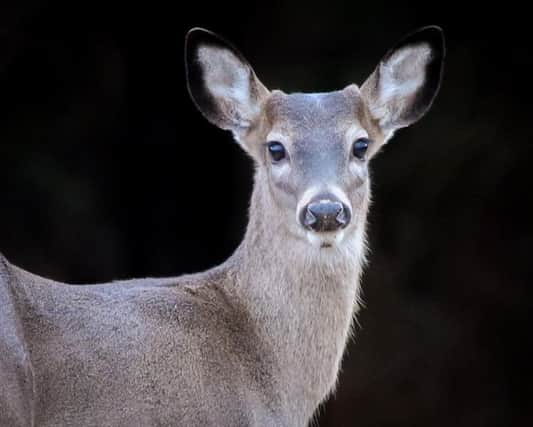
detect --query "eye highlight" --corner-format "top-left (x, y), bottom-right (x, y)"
top-left (267, 141), bottom-right (286, 162)
top-left (352, 137), bottom-right (370, 160)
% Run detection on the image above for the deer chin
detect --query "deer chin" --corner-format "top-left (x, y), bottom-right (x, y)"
top-left (305, 229), bottom-right (346, 249)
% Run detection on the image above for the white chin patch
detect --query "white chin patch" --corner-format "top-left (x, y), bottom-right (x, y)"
top-left (306, 230), bottom-right (346, 248)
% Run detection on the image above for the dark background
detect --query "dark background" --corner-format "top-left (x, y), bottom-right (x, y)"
top-left (1, 1), bottom-right (532, 425)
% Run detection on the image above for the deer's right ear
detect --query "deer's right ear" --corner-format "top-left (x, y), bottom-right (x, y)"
top-left (185, 28), bottom-right (269, 136)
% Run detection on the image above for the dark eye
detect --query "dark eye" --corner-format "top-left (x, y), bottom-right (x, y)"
top-left (267, 141), bottom-right (286, 162)
top-left (352, 137), bottom-right (370, 160)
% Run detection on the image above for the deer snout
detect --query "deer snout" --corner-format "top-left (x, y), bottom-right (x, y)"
top-left (300, 197), bottom-right (351, 232)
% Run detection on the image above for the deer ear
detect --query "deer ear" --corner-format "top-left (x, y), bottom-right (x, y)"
top-left (185, 28), bottom-right (269, 136)
top-left (361, 26), bottom-right (445, 139)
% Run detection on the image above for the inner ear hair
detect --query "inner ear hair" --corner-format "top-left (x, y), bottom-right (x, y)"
top-left (372, 43), bottom-right (433, 127)
top-left (361, 26), bottom-right (445, 134)
top-left (185, 28), bottom-right (269, 134)
top-left (197, 45), bottom-right (262, 129)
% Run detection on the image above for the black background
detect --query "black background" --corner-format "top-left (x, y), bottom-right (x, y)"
top-left (1, 1), bottom-right (532, 425)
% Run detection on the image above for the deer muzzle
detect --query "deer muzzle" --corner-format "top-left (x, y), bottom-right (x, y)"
top-left (300, 196), bottom-right (351, 233)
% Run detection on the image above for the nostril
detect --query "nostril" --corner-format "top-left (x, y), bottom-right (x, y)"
top-left (336, 206), bottom-right (351, 226)
top-left (304, 208), bottom-right (317, 227)
top-left (336, 209), bottom-right (347, 225)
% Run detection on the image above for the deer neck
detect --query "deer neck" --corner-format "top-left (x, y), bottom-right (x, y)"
top-left (229, 173), bottom-right (368, 420)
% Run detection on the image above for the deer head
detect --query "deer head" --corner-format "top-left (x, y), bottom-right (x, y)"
top-left (185, 27), bottom-right (444, 249)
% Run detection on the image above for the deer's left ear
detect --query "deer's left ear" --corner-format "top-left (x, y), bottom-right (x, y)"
top-left (185, 28), bottom-right (269, 137)
top-left (361, 26), bottom-right (445, 139)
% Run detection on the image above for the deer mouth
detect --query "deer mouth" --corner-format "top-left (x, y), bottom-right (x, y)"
top-left (305, 229), bottom-right (346, 249)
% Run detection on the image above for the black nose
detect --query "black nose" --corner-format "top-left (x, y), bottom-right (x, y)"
top-left (300, 199), bottom-right (351, 232)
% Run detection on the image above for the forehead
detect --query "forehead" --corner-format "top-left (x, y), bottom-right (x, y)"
top-left (265, 89), bottom-right (361, 138)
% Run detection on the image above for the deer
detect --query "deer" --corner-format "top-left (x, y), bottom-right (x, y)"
top-left (0, 26), bottom-right (445, 426)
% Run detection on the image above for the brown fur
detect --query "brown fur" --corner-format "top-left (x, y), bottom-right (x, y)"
top-left (0, 27), bottom-right (444, 426)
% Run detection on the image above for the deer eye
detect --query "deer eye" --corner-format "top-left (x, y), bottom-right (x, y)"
top-left (267, 141), bottom-right (286, 162)
top-left (352, 137), bottom-right (370, 160)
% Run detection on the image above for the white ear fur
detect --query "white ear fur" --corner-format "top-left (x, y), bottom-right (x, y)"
top-left (369, 45), bottom-right (431, 128)
top-left (361, 25), bottom-right (445, 146)
top-left (197, 46), bottom-right (263, 130)
top-left (364, 43), bottom-right (433, 140)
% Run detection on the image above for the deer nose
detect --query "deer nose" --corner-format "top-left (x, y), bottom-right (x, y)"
top-left (301, 199), bottom-right (351, 232)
